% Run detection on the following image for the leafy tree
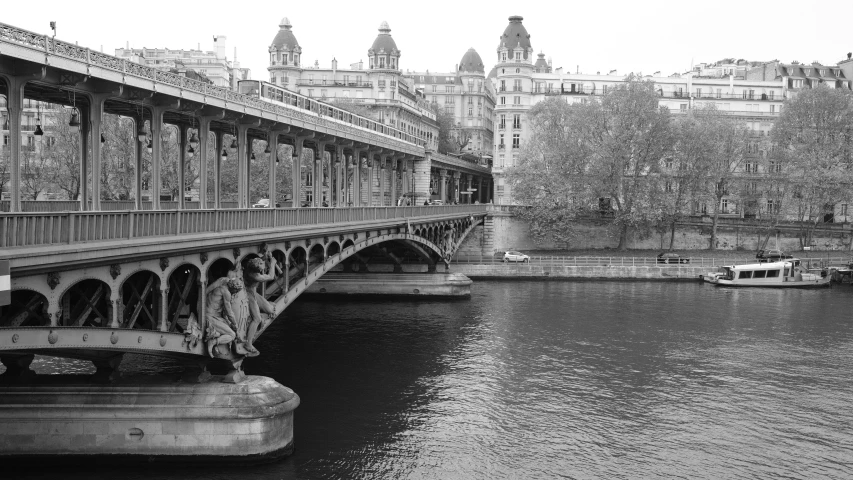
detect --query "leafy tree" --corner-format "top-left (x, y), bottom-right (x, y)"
top-left (577, 76), bottom-right (675, 249)
top-left (431, 103), bottom-right (455, 154)
top-left (691, 108), bottom-right (751, 250)
top-left (772, 85), bottom-right (853, 248)
top-left (41, 107), bottom-right (81, 200)
top-left (20, 145), bottom-right (53, 200)
top-left (509, 77), bottom-right (676, 249)
top-left (0, 147), bottom-right (9, 201)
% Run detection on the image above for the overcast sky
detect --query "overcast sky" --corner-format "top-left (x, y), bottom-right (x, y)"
top-left (4, 0), bottom-right (849, 81)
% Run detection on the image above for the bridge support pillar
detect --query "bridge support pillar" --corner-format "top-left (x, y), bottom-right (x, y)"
top-left (439, 169), bottom-right (448, 203)
top-left (352, 150), bottom-right (362, 207)
top-left (2, 76), bottom-right (25, 212)
top-left (134, 116), bottom-right (145, 210)
top-left (379, 156), bottom-right (388, 206)
top-left (367, 157), bottom-right (374, 207)
top-left (268, 132), bottom-right (279, 209)
top-left (214, 131), bottom-right (224, 209)
top-left (177, 124), bottom-right (187, 210)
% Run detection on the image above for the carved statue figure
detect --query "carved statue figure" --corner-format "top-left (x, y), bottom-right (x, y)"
top-left (240, 253), bottom-right (278, 357)
top-left (203, 278), bottom-right (243, 357)
top-left (182, 313), bottom-right (203, 350)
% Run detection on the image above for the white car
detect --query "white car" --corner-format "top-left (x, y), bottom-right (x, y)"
top-left (503, 251), bottom-right (530, 263)
top-left (252, 199), bottom-right (281, 208)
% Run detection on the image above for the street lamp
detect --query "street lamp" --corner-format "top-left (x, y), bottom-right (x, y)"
top-left (221, 148), bottom-right (228, 162)
top-left (188, 130), bottom-right (199, 150)
top-left (146, 139), bottom-right (153, 154)
top-left (136, 121), bottom-right (147, 143)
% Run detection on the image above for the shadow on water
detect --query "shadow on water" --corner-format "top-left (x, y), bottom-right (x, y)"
top-left (8, 294), bottom-right (488, 480)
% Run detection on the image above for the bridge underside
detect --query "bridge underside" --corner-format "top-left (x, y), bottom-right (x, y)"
top-left (0, 216), bottom-right (482, 377)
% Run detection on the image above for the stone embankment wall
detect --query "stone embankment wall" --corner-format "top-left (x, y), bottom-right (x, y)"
top-left (477, 215), bottom-right (852, 253)
top-left (453, 264), bottom-right (709, 280)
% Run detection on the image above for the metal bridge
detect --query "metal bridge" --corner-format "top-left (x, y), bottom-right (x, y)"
top-left (0, 22), bottom-right (493, 381)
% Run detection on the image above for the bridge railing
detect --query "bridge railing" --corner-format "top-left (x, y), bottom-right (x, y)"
top-left (0, 205), bottom-right (488, 248)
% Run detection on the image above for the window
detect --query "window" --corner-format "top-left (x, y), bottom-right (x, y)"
top-left (753, 270), bottom-right (767, 279)
top-left (499, 134), bottom-right (504, 147)
top-left (320, 89), bottom-right (327, 97)
top-left (322, 75), bottom-right (327, 85)
top-left (770, 105), bottom-right (777, 113)
top-left (716, 88), bottom-right (722, 98)
top-left (446, 86), bottom-right (455, 93)
top-left (680, 104), bottom-right (687, 112)
top-left (745, 162), bottom-right (756, 173)
top-left (721, 199), bottom-right (729, 213)
top-left (512, 134), bottom-right (520, 149)
top-left (696, 88), bottom-right (702, 97)
top-left (767, 270), bottom-right (780, 278)
top-left (500, 97), bottom-right (506, 105)
top-left (500, 80), bottom-right (506, 92)
top-left (513, 96), bottom-right (520, 105)
top-left (768, 91), bottom-right (774, 100)
top-left (842, 204), bottom-right (849, 216)
top-left (501, 52), bottom-right (507, 62)
top-left (515, 52), bottom-right (521, 61)
top-left (499, 154), bottom-right (505, 167)
top-left (308, 74), bottom-right (314, 85)
top-left (499, 115), bottom-right (506, 129)
top-left (769, 160), bottom-right (781, 173)
top-left (513, 114), bottom-right (521, 129)
top-left (665, 181), bottom-right (673, 193)
top-left (513, 79), bottom-right (522, 92)
top-left (307, 89), bottom-right (313, 97)
top-left (767, 199), bottom-right (779, 214)
top-left (432, 85), bottom-right (437, 93)
top-left (738, 271), bottom-right (753, 279)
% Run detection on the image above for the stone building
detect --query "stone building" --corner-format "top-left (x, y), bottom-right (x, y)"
top-left (405, 48), bottom-right (496, 160)
top-left (114, 36), bottom-right (251, 90)
top-left (266, 18), bottom-right (439, 152)
top-left (488, 15), bottom-right (787, 214)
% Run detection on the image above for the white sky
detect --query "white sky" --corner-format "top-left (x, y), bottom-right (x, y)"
top-left (4, 0), bottom-right (850, 81)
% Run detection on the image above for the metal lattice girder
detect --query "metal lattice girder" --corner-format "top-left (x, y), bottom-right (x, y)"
top-left (0, 327), bottom-right (204, 357)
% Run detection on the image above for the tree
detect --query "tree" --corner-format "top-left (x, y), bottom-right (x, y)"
top-left (508, 77), bottom-right (676, 249)
top-left (577, 76), bottom-right (675, 249)
top-left (772, 85), bottom-right (853, 248)
top-left (39, 107), bottom-right (81, 200)
top-left (99, 114), bottom-right (137, 200)
top-left (506, 97), bottom-right (594, 245)
top-left (20, 145), bottom-right (53, 200)
top-left (688, 107), bottom-right (751, 250)
top-left (0, 147), bottom-right (9, 201)
top-left (432, 103), bottom-right (455, 155)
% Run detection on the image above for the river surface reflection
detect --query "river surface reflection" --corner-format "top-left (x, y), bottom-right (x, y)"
top-left (16, 281), bottom-right (853, 479)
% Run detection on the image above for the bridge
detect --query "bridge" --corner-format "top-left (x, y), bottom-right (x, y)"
top-left (0, 22), bottom-right (493, 382)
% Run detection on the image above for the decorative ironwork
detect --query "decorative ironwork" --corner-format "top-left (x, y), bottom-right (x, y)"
top-left (47, 272), bottom-right (60, 290)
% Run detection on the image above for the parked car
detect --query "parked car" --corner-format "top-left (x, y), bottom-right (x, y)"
top-left (428, 200), bottom-right (444, 206)
top-left (756, 249), bottom-right (793, 262)
top-left (657, 252), bottom-right (690, 264)
top-left (251, 199), bottom-right (281, 208)
top-left (503, 251), bottom-right (530, 263)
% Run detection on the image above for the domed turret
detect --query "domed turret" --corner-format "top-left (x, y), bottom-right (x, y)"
top-left (268, 17), bottom-right (302, 87)
top-left (534, 52), bottom-right (550, 73)
top-left (271, 17), bottom-right (299, 50)
top-left (497, 15), bottom-right (532, 62)
top-left (368, 21), bottom-right (400, 70)
top-left (459, 48), bottom-right (485, 73)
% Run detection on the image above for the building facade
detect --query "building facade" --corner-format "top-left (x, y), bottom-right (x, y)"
top-left (405, 48), bottom-right (496, 160)
top-left (488, 15), bottom-right (791, 215)
top-left (115, 36), bottom-right (251, 90)
top-left (266, 18), bottom-right (439, 151)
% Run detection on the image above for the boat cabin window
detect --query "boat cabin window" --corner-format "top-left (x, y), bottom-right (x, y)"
top-left (785, 268), bottom-right (791, 277)
top-left (738, 271), bottom-right (753, 279)
top-left (753, 270), bottom-right (767, 278)
top-left (766, 270), bottom-right (780, 278)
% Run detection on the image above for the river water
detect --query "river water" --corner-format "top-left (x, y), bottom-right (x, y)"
top-left (18, 280), bottom-right (853, 479)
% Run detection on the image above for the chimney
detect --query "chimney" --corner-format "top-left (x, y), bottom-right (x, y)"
top-left (332, 57), bottom-right (338, 73)
top-left (214, 36), bottom-right (226, 60)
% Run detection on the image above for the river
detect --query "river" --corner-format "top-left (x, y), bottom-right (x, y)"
top-left (17, 280), bottom-right (853, 479)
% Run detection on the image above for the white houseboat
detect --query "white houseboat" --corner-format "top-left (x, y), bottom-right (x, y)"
top-left (703, 261), bottom-right (830, 288)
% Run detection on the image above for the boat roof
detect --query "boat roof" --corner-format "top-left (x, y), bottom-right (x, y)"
top-left (725, 261), bottom-right (795, 270)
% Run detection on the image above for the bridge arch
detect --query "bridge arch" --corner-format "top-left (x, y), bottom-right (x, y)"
top-left (119, 269), bottom-right (161, 330)
top-left (59, 278), bottom-right (112, 328)
top-left (0, 289), bottom-right (49, 328)
top-left (166, 263), bottom-right (202, 334)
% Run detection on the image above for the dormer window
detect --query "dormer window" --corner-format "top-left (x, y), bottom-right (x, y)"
top-left (502, 53), bottom-right (507, 62)
top-left (515, 52), bottom-right (521, 61)
top-left (805, 69), bottom-right (810, 76)
top-left (820, 69), bottom-right (825, 76)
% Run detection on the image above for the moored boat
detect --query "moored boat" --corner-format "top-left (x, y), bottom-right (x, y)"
top-left (712, 260), bottom-right (830, 288)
